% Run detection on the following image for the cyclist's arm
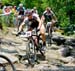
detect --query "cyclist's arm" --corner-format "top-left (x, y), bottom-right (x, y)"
top-left (41, 15), bottom-right (45, 22)
top-left (21, 17), bottom-right (28, 26)
top-left (36, 15), bottom-right (42, 29)
top-left (51, 11), bottom-right (57, 23)
top-left (23, 7), bottom-right (25, 11)
top-left (16, 7), bottom-right (20, 15)
top-left (18, 17), bottom-right (28, 32)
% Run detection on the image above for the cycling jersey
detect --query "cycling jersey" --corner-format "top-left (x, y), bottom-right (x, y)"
top-left (17, 7), bottom-right (25, 15)
top-left (24, 13), bottom-right (39, 29)
top-left (43, 11), bottom-right (54, 22)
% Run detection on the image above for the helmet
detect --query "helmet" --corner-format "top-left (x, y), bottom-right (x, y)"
top-left (33, 7), bottom-right (36, 10)
top-left (19, 3), bottom-right (23, 7)
top-left (46, 7), bottom-right (51, 11)
top-left (25, 9), bottom-right (32, 16)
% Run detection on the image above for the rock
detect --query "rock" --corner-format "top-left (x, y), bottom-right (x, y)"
top-left (58, 45), bottom-right (71, 57)
top-left (15, 63), bottom-right (27, 71)
top-left (40, 61), bottom-right (48, 64)
top-left (66, 38), bottom-right (75, 47)
top-left (66, 56), bottom-right (75, 63)
top-left (48, 44), bottom-right (59, 50)
top-left (45, 49), bottom-right (61, 61)
top-left (59, 56), bottom-right (75, 63)
top-left (0, 46), bottom-right (18, 54)
top-left (71, 49), bottom-right (75, 57)
top-left (12, 31), bottom-right (18, 35)
top-left (34, 64), bottom-right (50, 71)
top-left (52, 36), bottom-right (66, 45)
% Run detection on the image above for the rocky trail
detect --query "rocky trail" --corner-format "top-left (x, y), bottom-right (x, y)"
top-left (0, 28), bottom-right (75, 71)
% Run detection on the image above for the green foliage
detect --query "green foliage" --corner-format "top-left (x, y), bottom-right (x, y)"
top-left (0, 14), bottom-right (14, 30)
top-left (0, 9), bottom-right (2, 14)
top-left (0, 15), bottom-right (7, 30)
top-left (0, 0), bottom-right (75, 35)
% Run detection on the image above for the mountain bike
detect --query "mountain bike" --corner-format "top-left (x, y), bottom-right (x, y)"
top-left (24, 28), bottom-right (45, 66)
top-left (17, 15), bottom-right (24, 32)
top-left (46, 22), bottom-right (53, 46)
top-left (0, 54), bottom-right (16, 71)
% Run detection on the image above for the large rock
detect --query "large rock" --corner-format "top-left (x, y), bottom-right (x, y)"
top-left (58, 45), bottom-right (72, 57)
top-left (52, 36), bottom-right (66, 45)
top-left (65, 38), bottom-right (75, 47)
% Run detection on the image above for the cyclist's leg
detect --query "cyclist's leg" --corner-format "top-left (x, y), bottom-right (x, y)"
top-left (41, 33), bottom-right (46, 45)
top-left (46, 22), bottom-right (52, 32)
top-left (40, 24), bottom-right (46, 50)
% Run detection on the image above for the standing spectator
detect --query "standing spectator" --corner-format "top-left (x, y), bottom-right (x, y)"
top-left (12, 6), bottom-right (17, 15)
top-left (2, 6), bottom-right (12, 24)
top-left (3, 6), bottom-right (11, 15)
top-left (11, 6), bottom-right (17, 27)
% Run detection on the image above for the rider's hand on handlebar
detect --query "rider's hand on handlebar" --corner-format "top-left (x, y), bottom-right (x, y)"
top-left (37, 28), bottom-right (40, 32)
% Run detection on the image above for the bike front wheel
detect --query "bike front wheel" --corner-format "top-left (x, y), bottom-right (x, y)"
top-left (26, 38), bottom-right (37, 66)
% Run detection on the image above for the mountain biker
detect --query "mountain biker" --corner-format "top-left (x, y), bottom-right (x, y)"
top-left (16, 3), bottom-right (25, 31)
top-left (17, 3), bottom-right (25, 16)
top-left (32, 7), bottom-right (38, 14)
top-left (16, 10), bottom-right (46, 51)
top-left (41, 7), bottom-right (57, 32)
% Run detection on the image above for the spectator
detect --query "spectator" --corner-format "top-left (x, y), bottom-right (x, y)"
top-left (3, 6), bottom-right (11, 15)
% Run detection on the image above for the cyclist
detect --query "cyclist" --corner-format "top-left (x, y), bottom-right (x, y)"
top-left (16, 3), bottom-right (25, 31)
top-left (41, 7), bottom-right (57, 32)
top-left (32, 7), bottom-right (38, 14)
top-left (16, 10), bottom-right (46, 51)
top-left (17, 3), bottom-right (25, 16)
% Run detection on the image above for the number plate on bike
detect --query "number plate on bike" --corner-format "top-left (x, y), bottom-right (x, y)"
top-left (25, 31), bottom-right (31, 37)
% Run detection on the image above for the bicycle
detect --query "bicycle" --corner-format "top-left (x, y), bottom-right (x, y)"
top-left (46, 22), bottom-right (53, 46)
top-left (17, 15), bottom-right (24, 32)
top-left (46, 21), bottom-right (57, 46)
top-left (0, 54), bottom-right (16, 71)
top-left (23, 28), bottom-right (45, 66)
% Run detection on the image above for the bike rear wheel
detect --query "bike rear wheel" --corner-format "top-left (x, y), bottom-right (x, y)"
top-left (48, 27), bottom-right (52, 46)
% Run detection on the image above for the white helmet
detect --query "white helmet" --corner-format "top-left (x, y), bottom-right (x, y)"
top-left (19, 3), bottom-right (23, 7)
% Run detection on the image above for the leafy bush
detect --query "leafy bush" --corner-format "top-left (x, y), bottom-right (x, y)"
top-left (0, 9), bottom-right (2, 14)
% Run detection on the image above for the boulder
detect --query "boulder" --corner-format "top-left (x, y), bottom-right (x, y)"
top-left (58, 45), bottom-right (71, 57)
top-left (65, 38), bottom-right (75, 47)
top-left (52, 36), bottom-right (66, 45)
